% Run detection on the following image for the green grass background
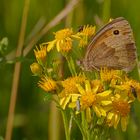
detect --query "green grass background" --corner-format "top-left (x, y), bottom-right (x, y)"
top-left (0, 0), bottom-right (140, 139)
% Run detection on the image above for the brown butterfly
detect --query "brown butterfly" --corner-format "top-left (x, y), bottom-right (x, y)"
top-left (79, 17), bottom-right (137, 72)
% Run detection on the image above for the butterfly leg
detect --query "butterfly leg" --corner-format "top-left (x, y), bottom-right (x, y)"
top-left (91, 65), bottom-right (100, 71)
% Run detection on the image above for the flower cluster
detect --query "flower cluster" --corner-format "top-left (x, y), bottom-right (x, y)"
top-left (30, 25), bottom-right (140, 137)
top-left (42, 25), bottom-right (95, 53)
top-left (59, 69), bottom-right (140, 131)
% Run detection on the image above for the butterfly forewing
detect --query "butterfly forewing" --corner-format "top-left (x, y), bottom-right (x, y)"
top-left (82, 17), bottom-right (137, 72)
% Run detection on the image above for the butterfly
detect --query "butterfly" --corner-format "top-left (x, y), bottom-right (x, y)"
top-left (79, 17), bottom-right (137, 72)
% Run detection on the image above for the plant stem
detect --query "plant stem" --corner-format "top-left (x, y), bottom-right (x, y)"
top-left (61, 110), bottom-right (70, 140)
top-left (66, 56), bottom-right (77, 76)
top-left (49, 99), bottom-right (60, 140)
top-left (5, 0), bottom-right (30, 140)
top-left (72, 113), bottom-right (87, 140)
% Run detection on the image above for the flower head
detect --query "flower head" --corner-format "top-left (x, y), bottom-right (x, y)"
top-left (106, 91), bottom-right (132, 131)
top-left (100, 68), bottom-right (123, 83)
top-left (68, 80), bottom-right (112, 122)
top-left (38, 77), bottom-right (57, 93)
top-left (77, 25), bottom-right (96, 36)
top-left (76, 25), bottom-right (96, 47)
top-left (34, 45), bottom-right (47, 65)
top-left (59, 75), bottom-right (86, 97)
top-left (45, 28), bottom-right (80, 53)
top-left (59, 75), bottom-right (86, 110)
top-left (124, 78), bottom-right (140, 100)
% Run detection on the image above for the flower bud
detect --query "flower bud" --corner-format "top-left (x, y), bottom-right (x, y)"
top-left (30, 62), bottom-right (43, 76)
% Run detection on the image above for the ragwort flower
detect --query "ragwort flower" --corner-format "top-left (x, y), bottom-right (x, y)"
top-left (100, 68), bottom-right (123, 83)
top-left (69, 80), bottom-right (112, 122)
top-left (77, 25), bottom-right (96, 36)
top-left (60, 75), bottom-right (86, 96)
top-left (59, 75), bottom-right (86, 109)
top-left (34, 45), bottom-right (47, 65)
top-left (106, 92), bottom-right (132, 131)
top-left (44, 28), bottom-right (80, 53)
top-left (76, 25), bottom-right (96, 47)
top-left (124, 78), bottom-right (140, 100)
top-left (38, 77), bottom-right (57, 93)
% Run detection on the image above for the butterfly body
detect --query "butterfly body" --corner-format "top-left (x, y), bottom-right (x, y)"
top-left (81, 17), bottom-right (137, 72)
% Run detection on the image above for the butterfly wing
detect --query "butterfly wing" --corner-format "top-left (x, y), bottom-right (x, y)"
top-left (82, 17), bottom-right (137, 72)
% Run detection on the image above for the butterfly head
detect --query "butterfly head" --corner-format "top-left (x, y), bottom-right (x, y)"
top-left (76, 59), bottom-right (84, 70)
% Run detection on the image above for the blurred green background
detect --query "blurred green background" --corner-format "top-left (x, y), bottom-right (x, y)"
top-left (0, 0), bottom-right (140, 140)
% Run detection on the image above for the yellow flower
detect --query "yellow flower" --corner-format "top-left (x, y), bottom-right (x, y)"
top-left (106, 92), bottom-right (131, 131)
top-left (69, 80), bottom-right (112, 122)
top-left (59, 75), bottom-right (86, 97)
top-left (59, 75), bottom-right (86, 109)
top-left (100, 68), bottom-right (123, 82)
top-left (30, 62), bottom-right (43, 76)
top-left (38, 77), bottom-right (57, 92)
top-left (110, 75), bottom-right (140, 101)
top-left (124, 78), bottom-right (140, 100)
top-left (78, 25), bottom-right (96, 36)
top-left (34, 45), bottom-right (47, 65)
top-left (76, 25), bottom-right (96, 47)
top-left (45, 28), bottom-right (80, 53)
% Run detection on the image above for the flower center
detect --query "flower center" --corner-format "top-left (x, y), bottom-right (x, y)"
top-left (81, 92), bottom-right (96, 108)
top-left (112, 100), bottom-right (130, 117)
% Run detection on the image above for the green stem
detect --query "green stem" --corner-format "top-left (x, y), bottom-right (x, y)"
top-left (81, 111), bottom-right (92, 140)
top-left (81, 111), bottom-right (89, 140)
top-left (72, 112), bottom-right (87, 139)
top-left (61, 110), bottom-right (70, 140)
top-left (65, 55), bottom-right (77, 76)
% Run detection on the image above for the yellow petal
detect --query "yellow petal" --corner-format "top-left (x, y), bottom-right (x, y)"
top-left (121, 116), bottom-right (128, 131)
top-left (97, 106), bottom-right (106, 117)
top-left (56, 40), bottom-right (61, 52)
top-left (76, 84), bottom-right (85, 95)
top-left (60, 97), bottom-right (65, 106)
top-left (60, 95), bottom-right (71, 109)
top-left (85, 80), bottom-right (91, 92)
top-left (97, 90), bottom-right (112, 97)
top-left (114, 114), bottom-right (120, 129)
top-left (101, 100), bottom-right (112, 106)
top-left (71, 35), bottom-right (81, 39)
top-left (93, 105), bottom-right (101, 117)
top-left (103, 106), bottom-right (112, 112)
top-left (71, 94), bottom-right (81, 102)
top-left (107, 112), bottom-right (114, 120)
top-left (86, 107), bottom-right (92, 123)
top-left (69, 102), bottom-right (76, 108)
top-left (92, 85), bottom-right (99, 94)
top-left (47, 40), bottom-right (56, 52)
top-left (100, 108), bottom-right (106, 117)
